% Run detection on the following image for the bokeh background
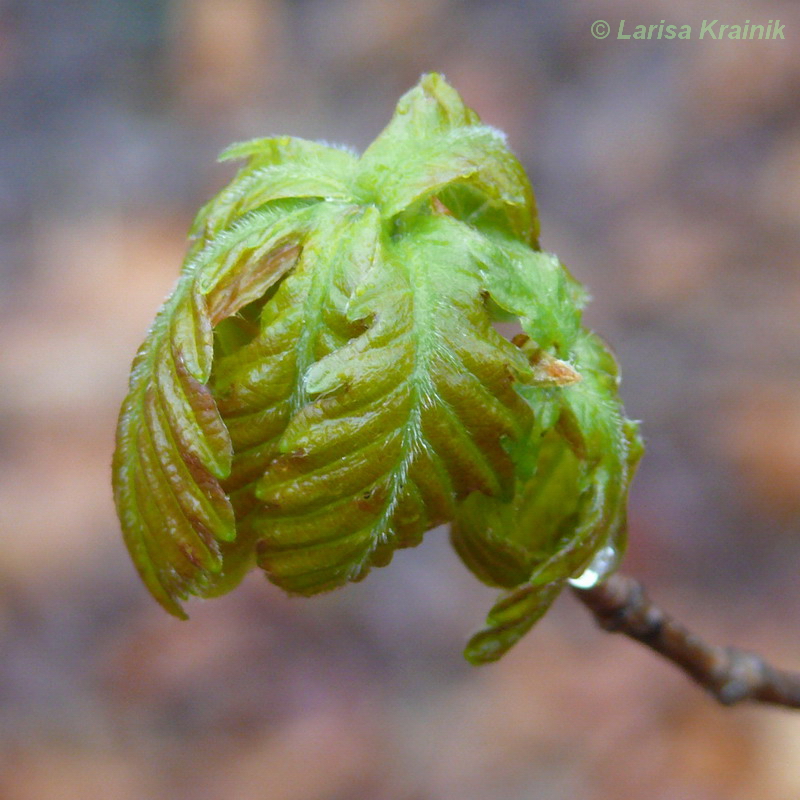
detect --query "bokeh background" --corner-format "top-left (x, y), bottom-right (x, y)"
top-left (1, 0), bottom-right (800, 797)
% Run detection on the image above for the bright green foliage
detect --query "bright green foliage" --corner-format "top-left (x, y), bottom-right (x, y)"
top-left (112, 73), bottom-right (642, 661)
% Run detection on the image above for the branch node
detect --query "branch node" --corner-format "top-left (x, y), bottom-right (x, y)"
top-left (571, 574), bottom-right (800, 710)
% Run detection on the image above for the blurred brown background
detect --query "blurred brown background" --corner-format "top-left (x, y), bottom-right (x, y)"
top-left (1, 0), bottom-right (799, 798)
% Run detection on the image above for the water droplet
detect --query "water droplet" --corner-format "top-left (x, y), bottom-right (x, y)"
top-left (568, 544), bottom-right (619, 590)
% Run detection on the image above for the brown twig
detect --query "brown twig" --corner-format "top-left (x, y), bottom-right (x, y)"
top-left (571, 573), bottom-right (800, 709)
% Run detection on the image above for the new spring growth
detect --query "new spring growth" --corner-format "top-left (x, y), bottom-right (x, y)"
top-left (113, 73), bottom-right (642, 663)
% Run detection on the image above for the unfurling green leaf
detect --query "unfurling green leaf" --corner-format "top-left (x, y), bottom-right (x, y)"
top-left (113, 72), bottom-right (642, 659)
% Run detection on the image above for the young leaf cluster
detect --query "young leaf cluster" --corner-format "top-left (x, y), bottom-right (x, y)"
top-left (112, 73), bottom-right (642, 662)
